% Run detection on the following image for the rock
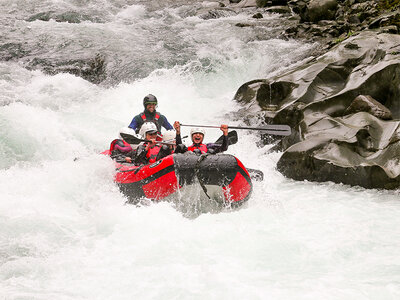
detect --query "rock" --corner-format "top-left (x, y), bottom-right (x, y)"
top-left (303, 0), bottom-right (338, 22)
top-left (232, 0), bottom-right (257, 8)
top-left (26, 54), bottom-right (107, 84)
top-left (233, 31), bottom-right (400, 189)
top-left (380, 25), bottom-right (399, 34)
top-left (276, 112), bottom-right (400, 189)
top-left (26, 11), bottom-right (101, 23)
top-left (369, 10), bottom-right (400, 31)
top-left (235, 31), bottom-right (400, 122)
top-left (252, 12), bottom-right (264, 18)
top-left (201, 1), bottom-right (225, 8)
top-left (0, 43), bottom-right (30, 60)
top-left (266, 6), bottom-right (292, 14)
top-left (198, 8), bottom-right (237, 19)
top-left (344, 95), bottom-right (393, 120)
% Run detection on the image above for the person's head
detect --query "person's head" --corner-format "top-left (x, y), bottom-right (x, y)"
top-left (190, 128), bottom-right (205, 144)
top-left (163, 130), bottom-right (176, 150)
top-left (139, 122), bottom-right (158, 140)
top-left (143, 94), bottom-right (158, 113)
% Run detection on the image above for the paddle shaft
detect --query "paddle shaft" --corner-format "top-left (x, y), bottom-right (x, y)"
top-left (180, 124), bottom-right (291, 135)
top-left (120, 132), bottom-right (188, 145)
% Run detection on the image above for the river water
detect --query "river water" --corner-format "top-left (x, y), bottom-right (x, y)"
top-left (1, 1), bottom-right (399, 299)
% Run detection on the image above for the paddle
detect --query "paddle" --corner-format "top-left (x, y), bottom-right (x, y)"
top-left (120, 132), bottom-right (188, 146)
top-left (215, 130), bottom-right (238, 145)
top-left (180, 123), bottom-right (291, 136)
top-left (120, 132), bottom-right (172, 145)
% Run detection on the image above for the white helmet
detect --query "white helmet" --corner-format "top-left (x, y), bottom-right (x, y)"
top-left (139, 122), bottom-right (158, 138)
top-left (162, 130), bottom-right (176, 143)
top-left (190, 128), bottom-right (205, 141)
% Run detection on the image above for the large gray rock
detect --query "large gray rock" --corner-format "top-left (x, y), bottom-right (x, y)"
top-left (234, 31), bottom-right (400, 122)
top-left (302, 0), bottom-right (338, 22)
top-left (234, 31), bottom-right (400, 189)
top-left (344, 95), bottom-right (393, 120)
top-left (277, 112), bottom-right (400, 189)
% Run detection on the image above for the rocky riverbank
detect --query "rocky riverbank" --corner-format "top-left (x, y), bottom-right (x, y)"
top-left (227, 0), bottom-right (400, 189)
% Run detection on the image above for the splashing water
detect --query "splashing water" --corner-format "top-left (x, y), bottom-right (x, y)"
top-left (1, 1), bottom-right (399, 299)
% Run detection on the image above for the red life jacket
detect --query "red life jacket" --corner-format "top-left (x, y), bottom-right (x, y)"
top-left (140, 112), bottom-right (160, 128)
top-left (188, 143), bottom-right (208, 154)
top-left (146, 144), bottom-right (162, 163)
top-left (109, 139), bottom-right (131, 152)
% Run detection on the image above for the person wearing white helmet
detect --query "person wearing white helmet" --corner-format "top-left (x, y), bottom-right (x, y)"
top-left (162, 130), bottom-right (177, 152)
top-left (128, 94), bottom-right (173, 135)
top-left (173, 121), bottom-right (229, 154)
top-left (124, 122), bottom-right (168, 165)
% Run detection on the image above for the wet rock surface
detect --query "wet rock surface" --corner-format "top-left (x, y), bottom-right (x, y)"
top-left (234, 30), bottom-right (400, 189)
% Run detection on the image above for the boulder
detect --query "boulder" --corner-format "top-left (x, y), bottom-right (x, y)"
top-left (344, 95), bottom-right (393, 120)
top-left (26, 11), bottom-right (102, 23)
top-left (302, 0), bottom-right (338, 22)
top-left (26, 54), bottom-right (107, 84)
top-left (234, 31), bottom-right (400, 122)
top-left (277, 112), bottom-right (400, 189)
top-left (233, 31), bottom-right (400, 189)
top-left (232, 0), bottom-right (258, 8)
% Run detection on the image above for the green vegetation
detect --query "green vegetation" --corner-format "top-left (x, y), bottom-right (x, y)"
top-left (333, 31), bottom-right (355, 45)
top-left (378, 0), bottom-right (400, 10)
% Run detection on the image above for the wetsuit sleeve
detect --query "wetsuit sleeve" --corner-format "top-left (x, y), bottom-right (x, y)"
top-left (110, 150), bottom-right (128, 163)
top-left (160, 115), bottom-right (173, 130)
top-left (206, 135), bottom-right (228, 154)
top-left (174, 133), bottom-right (188, 153)
top-left (129, 115), bottom-right (144, 134)
top-left (156, 145), bottom-right (172, 160)
top-left (133, 144), bottom-right (148, 165)
top-left (128, 117), bottom-right (138, 130)
top-left (176, 133), bottom-right (183, 145)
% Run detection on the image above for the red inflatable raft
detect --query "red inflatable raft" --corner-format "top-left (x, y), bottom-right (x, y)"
top-left (109, 152), bottom-right (253, 206)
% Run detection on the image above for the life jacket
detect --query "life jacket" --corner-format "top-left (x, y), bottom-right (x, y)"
top-left (146, 144), bottom-right (162, 164)
top-left (188, 143), bottom-right (208, 154)
top-left (109, 139), bottom-right (132, 152)
top-left (140, 112), bottom-right (161, 131)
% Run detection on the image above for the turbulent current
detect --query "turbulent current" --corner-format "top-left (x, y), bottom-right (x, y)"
top-left (1, 1), bottom-right (400, 299)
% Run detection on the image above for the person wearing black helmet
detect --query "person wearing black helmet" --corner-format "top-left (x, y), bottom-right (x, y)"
top-left (128, 94), bottom-right (173, 134)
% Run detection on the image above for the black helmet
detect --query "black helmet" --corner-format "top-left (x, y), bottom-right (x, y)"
top-left (143, 94), bottom-right (158, 108)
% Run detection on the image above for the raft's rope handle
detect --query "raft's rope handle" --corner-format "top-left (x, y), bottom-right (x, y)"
top-left (194, 153), bottom-right (211, 199)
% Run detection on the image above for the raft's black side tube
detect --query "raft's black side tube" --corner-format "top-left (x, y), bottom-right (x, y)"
top-left (173, 153), bottom-right (252, 190)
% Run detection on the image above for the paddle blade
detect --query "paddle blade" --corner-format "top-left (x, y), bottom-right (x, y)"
top-left (215, 130), bottom-right (238, 145)
top-left (120, 132), bottom-right (144, 144)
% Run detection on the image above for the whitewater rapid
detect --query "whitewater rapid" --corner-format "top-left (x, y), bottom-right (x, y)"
top-left (1, 1), bottom-right (399, 299)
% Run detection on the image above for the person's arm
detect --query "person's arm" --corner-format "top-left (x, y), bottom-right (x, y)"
top-left (128, 117), bottom-right (138, 130)
top-left (207, 135), bottom-right (228, 154)
top-left (161, 115), bottom-right (173, 130)
top-left (207, 125), bottom-right (229, 154)
top-left (173, 121), bottom-right (182, 144)
top-left (133, 144), bottom-right (148, 165)
top-left (156, 145), bottom-right (171, 160)
top-left (122, 148), bottom-right (138, 163)
top-left (111, 150), bottom-right (128, 163)
top-left (129, 115), bottom-right (144, 134)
